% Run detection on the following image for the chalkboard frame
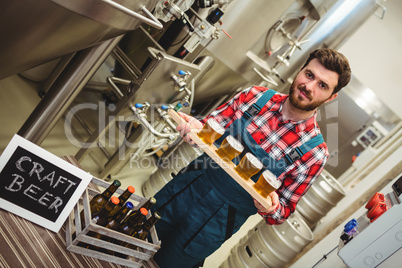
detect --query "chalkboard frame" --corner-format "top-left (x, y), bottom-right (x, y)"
top-left (0, 134), bottom-right (92, 232)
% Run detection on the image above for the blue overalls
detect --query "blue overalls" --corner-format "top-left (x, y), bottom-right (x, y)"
top-left (152, 89), bottom-right (324, 267)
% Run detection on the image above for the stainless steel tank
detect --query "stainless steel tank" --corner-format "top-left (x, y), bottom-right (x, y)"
top-left (273, 0), bottom-right (383, 91)
top-left (190, 0), bottom-right (296, 105)
top-left (192, 0), bottom-right (382, 106)
top-left (0, 0), bottom-right (161, 80)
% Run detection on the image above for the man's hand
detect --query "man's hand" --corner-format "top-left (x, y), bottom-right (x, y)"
top-left (176, 112), bottom-right (203, 146)
top-left (254, 191), bottom-right (279, 213)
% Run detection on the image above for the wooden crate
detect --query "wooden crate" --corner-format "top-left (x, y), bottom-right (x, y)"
top-left (65, 177), bottom-right (160, 268)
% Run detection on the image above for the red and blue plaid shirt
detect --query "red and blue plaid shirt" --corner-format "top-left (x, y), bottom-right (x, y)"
top-left (202, 86), bottom-right (328, 224)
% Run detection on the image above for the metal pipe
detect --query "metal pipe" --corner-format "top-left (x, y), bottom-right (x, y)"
top-left (99, 1), bottom-right (163, 30)
top-left (112, 46), bottom-right (141, 80)
top-left (130, 106), bottom-right (178, 139)
top-left (70, 108), bottom-right (111, 159)
top-left (39, 53), bottom-right (76, 95)
top-left (157, 108), bottom-right (178, 131)
top-left (106, 76), bottom-right (131, 99)
top-left (18, 35), bottom-right (124, 145)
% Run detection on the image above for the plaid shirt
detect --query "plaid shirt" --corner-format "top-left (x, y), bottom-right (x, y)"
top-left (202, 86), bottom-right (328, 225)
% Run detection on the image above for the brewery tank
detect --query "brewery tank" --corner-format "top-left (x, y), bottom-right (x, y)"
top-left (192, 0), bottom-right (383, 106)
top-left (273, 0), bottom-right (384, 91)
top-left (0, 0), bottom-right (161, 80)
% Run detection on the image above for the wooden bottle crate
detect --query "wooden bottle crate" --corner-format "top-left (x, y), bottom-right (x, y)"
top-left (65, 177), bottom-right (160, 268)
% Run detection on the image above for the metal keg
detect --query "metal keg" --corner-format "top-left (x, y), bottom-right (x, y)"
top-left (296, 170), bottom-right (347, 228)
top-left (142, 141), bottom-right (203, 197)
top-left (220, 213), bottom-right (313, 268)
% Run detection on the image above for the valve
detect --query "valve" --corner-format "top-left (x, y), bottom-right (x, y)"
top-left (174, 102), bottom-right (183, 111)
top-left (163, 1), bottom-right (195, 32)
top-left (171, 70), bottom-right (191, 90)
top-left (132, 102), bottom-right (150, 122)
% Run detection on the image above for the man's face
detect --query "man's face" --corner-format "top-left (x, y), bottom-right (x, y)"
top-left (289, 58), bottom-right (339, 111)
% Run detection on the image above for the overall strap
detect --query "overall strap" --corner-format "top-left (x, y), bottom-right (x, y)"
top-left (284, 134), bottom-right (324, 165)
top-left (243, 89), bottom-right (277, 120)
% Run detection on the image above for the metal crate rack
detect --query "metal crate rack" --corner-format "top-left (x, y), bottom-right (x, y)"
top-left (65, 177), bottom-right (160, 268)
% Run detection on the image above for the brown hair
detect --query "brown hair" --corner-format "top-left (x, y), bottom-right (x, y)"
top-left (302, 48), bottom-right (351, 94)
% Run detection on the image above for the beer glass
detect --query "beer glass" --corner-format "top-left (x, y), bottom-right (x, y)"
top-left (197, 118), bottom-right (225, 145)
top-left (234, 153), bottom-right (263, 180)
top-left (216, 135), bottom-right (244, 162)
top-left (253, 170), bottom-right (281, 198)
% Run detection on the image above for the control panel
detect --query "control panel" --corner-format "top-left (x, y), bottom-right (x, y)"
top-left (337, 175), bottom-right (402, 267)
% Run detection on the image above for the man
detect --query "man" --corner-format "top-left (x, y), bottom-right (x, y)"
top-left (151, 48), bottom-right (351, 267)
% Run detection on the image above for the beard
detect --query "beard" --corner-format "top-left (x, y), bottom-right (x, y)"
top-left (288, 82), bottom-right (328, 111)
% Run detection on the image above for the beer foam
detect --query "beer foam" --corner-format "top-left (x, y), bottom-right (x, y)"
top-left (262, 170), bottom-right (281, 189)
top-left (245, 153), bottom-right (263, 169)
top-left (226, 135), bottom-right (244, 152)
top-left (208, 118), bottom-right (225, 135)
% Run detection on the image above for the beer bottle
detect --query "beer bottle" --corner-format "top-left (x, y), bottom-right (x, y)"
top-left (91, 201), bottom-right (134, 250)
top-left (119, 208), bottom-right (148, 236)
top-left (79, 180), bottom-right (121, 228)
top-left (108, 186), bottom-right (135, 218)
top-left (121, 197), bottom-right (156, 225)
top-left (93, 196), bottom-right (120, 226)
top-left (131, 211), bottom-right (162, 241)
top-left (117, 208), bottom-right (148, 253)
top-left (84, 196), bottom-right (120, 250)
top-left (104, 201), bottom-right (134, 230)
top-left (90, 180), bottom-right (121, 215)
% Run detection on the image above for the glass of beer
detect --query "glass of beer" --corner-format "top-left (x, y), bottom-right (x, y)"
top-left (234, 153), bottom-right (263, 180)
top-left (216, 135), bottom-right (244, 162)
top-left (253, 170), bottom-right (281, 198)
top-left (197, 118), bottom-right (225, 145)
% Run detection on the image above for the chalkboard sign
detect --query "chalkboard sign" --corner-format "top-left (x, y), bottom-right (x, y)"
top-left (0, 134), bottom-right (92, 232)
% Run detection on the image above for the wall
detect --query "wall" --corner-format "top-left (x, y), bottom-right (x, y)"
top-left (338, 0), bottom-right (402, 119)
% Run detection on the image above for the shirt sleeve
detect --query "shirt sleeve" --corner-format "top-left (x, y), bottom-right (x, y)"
top-left (257, 146), bottom-right (328, 225)
top-left (200, 86), bottom-right (263, 127)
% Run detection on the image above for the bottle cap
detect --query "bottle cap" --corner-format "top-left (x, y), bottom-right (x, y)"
top-left (127, 186), bottom-right (135, 193)
top-left (344, 219), bottom-right (357, 229)
top-left (140, 208), bottom-right (148, 216)
top-left (126, 201), bottom-right (134, 210)
top-left (344, 224), bottom-right (356, 233)
top-left (111, 196), bottom-right (120, 204)
top-left (154, 211), bottom-right (162, 219)
top-left (112, 180), bottom-right (122, 187)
